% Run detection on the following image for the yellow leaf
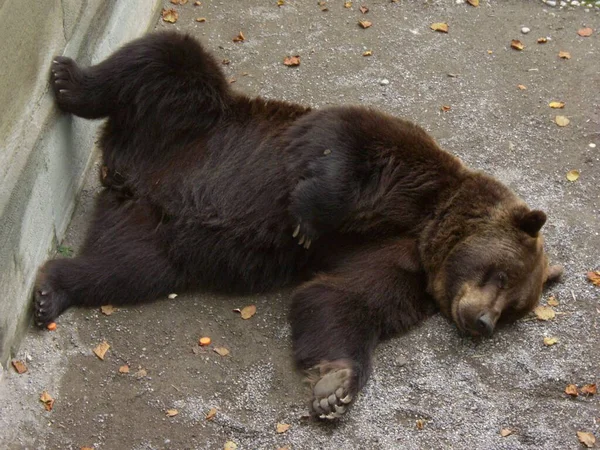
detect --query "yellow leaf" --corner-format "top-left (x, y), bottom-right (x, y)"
top-left (537, 37), bottom-right (548, 44)
top-left (196, 17), bottom-right (207, 22)
top-left (206, 408), bottom-right (217, 420)
top-left (363, 50), bottom-right (372, 56)
top-left (577, 431), bottom-right (596, 448)
top-left (118, 365), bottom-right (130, 374)
top-left (587, 271), bottom-right (600, 286)
top-left (359, 5), bottom-right (369, 14)
top-left (543, 337), bottom-right (558, 346)
top-left (511, 40), bottom-right (524, 50)
top-left (276, 422), bottom-right (291, 433)
top-left (359, 20), bottom-right (372, 29)
top-left (93, 341), bottom-right (110, 360)
top-left (555, 116), bottom-right (570, 127)
top-left (547, 295), bottom-right (559, 307)
top-left (430, 22), bottom-right (448, 33)
top-left (233, 31), bottom-right (245, 42)
top-left (549, 101), bottom-right (565, 109)
top-left (500, 428), bottom-right (513, 437)
top-left (344, 1), bottom-right (352, 7)
top-left (224, 442), bottom-right (238, 450)
top-left (278, 0), bottom-right (285, 5)
top-left (566, 169), bottom-right (580, 182)
top-left (467, 0), bottom-right (479, 6)
top-left (166, 409), bottom-right (179, 417)
top-left (213, 347), bottom-right (230, 357)
top-left (565, 384), bottom-right (578, 397)
top-left (100, 305), bottom-right (116, 315)
top-left (135, 368), bottom-right (147, 379)
top-left (533, 306), bottom-right (555, 321)
top-left (161, 9), bottom-right (178, 24)
top-left (558, 51), bottom-right (571, 59)
top-left (517, 84), bottom-right (527, 90)
top-left (441, 105), bottom-right (451, 112)
top-left (416, 419), bottom-right (426, 430)
top-left (240, 304), bottom-right (257, 319)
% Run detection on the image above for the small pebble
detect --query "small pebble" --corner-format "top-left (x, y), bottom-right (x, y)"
top-left (379, 79), bottom-right (390, 86)
top-left (589, 143), bottom-right (597, 148)
top-left (397, 356), bottom-right (408, 366)
top-left (571, 0), bottom-right (580, 6)
top-left (546, 0), bottom-right (557, 6)
top-left (521, 27), bottom-right (531, 34)
top-left (456, 0), bottom-right (465, 3)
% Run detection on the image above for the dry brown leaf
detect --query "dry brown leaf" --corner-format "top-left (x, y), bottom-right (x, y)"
top-left (587, 271), bottom-right (600, 287)
top-left (283, 55), bottom-right (300, 66)
top-left (166, 409), bottom-right (179, 417)
top-left (81, 447), bottom-right (94, 450)
top-left (430, 22), bottom-right (448, 33)
top-left (318, 1), bottom-right (328, 11)
top-left (359, 20), bottom-right (372, 29)
top-left (222, 59), bottom-right (230, 65)
top-left (555, 116), bottom-right (570, 127)
top-left (565, 384), bottom-right (579, 397)
top-left (224, 442), bottom-right (238, 450)
top-left (487, 50), bottom-right (493, 54)
top-left (171, 0), bottom-right (188, 4)
top-left (537, 37), bottom-right (548, 44)
top-left (577, 27), bottom-right (593, 37)
top-left (93, 341), bottom-right (110, 360)
top-left (277, 0), bottom-right (285, 5)
top-left (100, 305), bottom-right (116, 315)
top-left (196, 17), bottom-right (206, 22)
top-left (566, 169), bottom-right (580, 182)
top-left (543, 337), bottom-right (558, 346)
top-left (441, 105), bottom-right (451, 112)
top-left (195, 1), bottom-right (202, 5)
top-left (11, 360), bottom-right (28, 374)
top-left (161, 9), bottom-right (179, 24)
top-left (547, 295), bottom-right (559, 307)
top-left (363, 50), bottom-right (372, 56)
top-left (135, 368), bottom-right (147, 379)
top-left (359, 5), bottom-right (369, 14)
top-left (344, 1), bottom-right (352, 7)
top-left (233, 31), bottom-right (245, 43)
top-left (206, 408), bottom-right (217, 420)
top-left (559, 51), bottom-right (571, 59)
top-left (581, 384), bottom-right (597, 396)
top-left (517, 84), bottom-right (527, 90)
top-left (467, 0), bottom-right (479, 5)
top-left (416, 419), bottom-right (426, 430)
top-left (240, 304), bottom-right (257, 319)
top-left (577, 431), bottom-right (596, 448)
top-left (119, 365), bottom-right (130, 374)
top-left (534, 306), bottom-right (555, 321)
top-left (276, 422), bottom-right (291, 433)
top-left (511, 40), bottom-right (524, 51)
top-left (500, 428), bottom-right (513, 437)
top-left (40, 391), bottom-right (54, 411)
top-left (214, 347), bottom-right (230, 357)
top-left (199, 336), bottom-right (212, 346)
top-left (549, 101), bottom-right (565, 109)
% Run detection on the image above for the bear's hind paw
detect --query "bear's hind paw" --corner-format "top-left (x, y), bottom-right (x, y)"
top-left (292, 222), bottom-right (317, 250)
top-left (306, 359), bottom-right (355, 420)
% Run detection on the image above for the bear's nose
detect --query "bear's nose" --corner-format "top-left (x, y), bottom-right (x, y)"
top-left (476, 313), bottom-right (495, 337)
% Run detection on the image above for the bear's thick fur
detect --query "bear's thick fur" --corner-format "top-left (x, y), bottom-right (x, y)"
top-left (38, 32), bottom-right (562, 419)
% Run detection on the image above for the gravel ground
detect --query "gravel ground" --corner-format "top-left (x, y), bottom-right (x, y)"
top-left (1, 1), bottom-right (599, 449)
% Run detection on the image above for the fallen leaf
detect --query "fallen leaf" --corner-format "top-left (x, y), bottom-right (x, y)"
top-left (233, 31), bottom-right (245, 43)
top-left (534, 306), bottom-right (555, 321)
top-left (135, 368), bottom-right (147, 379)
top-left (359, 5), bottom-right (369, 14)
top-left (430, 22), bottom-right (448, 33)
top-left (511, 40), bottom-right (524, 50)
top-left (278, 0), bottom-right (285, 5)
top-left (240, 305), bottom-right (257, 319)
top-left (581, 384), bottom-right (597, 396)
top-left (199, 336), bottom-right (212, 346)
top-left (318, 1), bottom-right (328, 11)
top-left (195, 1), bottom-right (202, 5)
top-left (363, 50), bottom-right (372, 56)
top-left (222, 59), bottom-right (231, 65)
top-left (161, 9), bottom-right (179, 24)
top-left (171, 0), bottom-right (188, 4)
top-left (359, 20), bottom-right (372, 29)
top-left (547, 295), bottom-right (559, 307)
top-left (543, 337), bottom-right (558, 346)
top-left (276, 422), bottom-right (291, 433)
top-left (166, 409), bottom-right (179, 417)
top-left (206, 408), bottom-right (217, 420)
top-left (213, 347), bottom-right (230, 357)
top-left (196, 17), bottom-right (206, 22)
top-left (224, 442), bottom-right (238, 450)
top-left (283, 55), bottom-right (300, 66)
top-left (557, 51), bottom-right (572, 60)
top-left (487, 50), bottom-right (493, 54)
top-left (467, 0), bottom-right (479, 5)
top-left (441, 105), bottom-right (451, 112)
top-left (118, 365), bottom-right (130, 374)
top-left (577, 431), bottom-right (596, 448)
top-left (566, 169), bottom-right (580, 182)
top-left (12, 360), bottom-right (28, 374)
top-left (47, 322), bottom-right (57, 331)
top-left (93, 341), bottom-right (110, 360)
top-left (416, 419), bottom-right (426, 430)
top-left (577, 27), bottom-right (593, 37)
top-left (500, 428), bottom-right (513, 437)
top-left (40, 391), bottom-right (54, 411)
top-left (100, 305), bottom-right (116, 315)
top-left (517, 84), bottom-right (527, 90)
top-left (565, 384), bottom-right (579, 397)
top-left (549, 101), bottom-right (565, 109)
top-left (81, 447), bottom-right (94, 450)
top-left (587, 271), bottom-right (600, 287)
top-left (537, 37), bottom-right (548, 44)
top-left (344, 1), bottom-right (352, 7)
top-left (555, 116), bottom-right (570, 127)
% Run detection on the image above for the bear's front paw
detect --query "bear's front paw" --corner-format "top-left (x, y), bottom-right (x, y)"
top-left (292, 222), bottom-right (318, 250)
top-left (33, 265), bottom-right (71, 328)
top-left (306, 359), bottom-right (355, 420)
top-left (50, 56), bottom-right (85, 110)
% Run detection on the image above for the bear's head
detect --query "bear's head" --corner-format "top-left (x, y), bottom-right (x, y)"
top-left (422, 174), bottom-right (563, 337)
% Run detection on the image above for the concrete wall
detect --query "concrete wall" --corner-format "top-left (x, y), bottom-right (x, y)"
top-left (0, 0), bottom-right (162, 366)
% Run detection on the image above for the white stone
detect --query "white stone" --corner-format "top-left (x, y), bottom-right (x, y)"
top-left (521, 27), bottom-right (531, 34)
top-left (379, 79), bottom-right (390, 86)
top-left (547, 0), bottom-right (557, 5)
top-left (571, 0), bottom-right (580, 5)
top-left (589, 143), bottom-right (597, 148)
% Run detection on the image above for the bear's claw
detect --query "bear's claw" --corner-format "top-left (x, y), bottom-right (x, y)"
top-left (292, 223), bottom-right (314, 249)
top-left (306, 360), bottom-right (355, 420)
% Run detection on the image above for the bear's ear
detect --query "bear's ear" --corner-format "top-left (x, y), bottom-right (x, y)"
top-left (515, 209), bottom-right (547, 237)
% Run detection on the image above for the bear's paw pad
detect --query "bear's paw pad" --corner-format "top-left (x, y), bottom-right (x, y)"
top-left (308, 362), bottom-right (354, 420)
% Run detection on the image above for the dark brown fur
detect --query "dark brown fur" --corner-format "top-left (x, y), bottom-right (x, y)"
top-left (38, 32), bottom-right (561, 419)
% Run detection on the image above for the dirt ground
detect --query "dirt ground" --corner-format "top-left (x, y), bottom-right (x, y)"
top-left (1, 1), bottom-right (599, 449)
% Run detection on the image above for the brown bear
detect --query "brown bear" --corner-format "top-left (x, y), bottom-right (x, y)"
top-left (38, 32), bottom-right (562, 420)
